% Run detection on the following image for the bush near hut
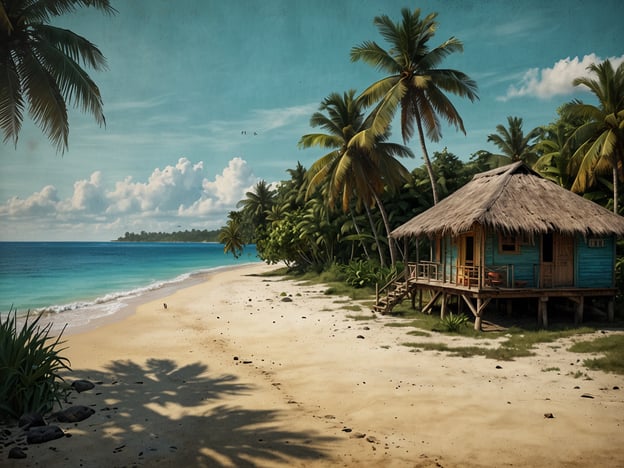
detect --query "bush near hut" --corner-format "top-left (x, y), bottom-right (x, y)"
top-left (0, 309), bottom-right (71, 419)
top-left (342, 259), bottom-right (401, 289)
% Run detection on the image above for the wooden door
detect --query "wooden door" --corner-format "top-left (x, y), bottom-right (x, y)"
top-left (553, 234), bottom-right (574, 286)
top-left (541, 232), bottom-right (574, 287)
top-left (457, 233), bottom-right (478, 286)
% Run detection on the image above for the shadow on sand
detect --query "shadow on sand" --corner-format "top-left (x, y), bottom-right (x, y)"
top-left (17, 358), bottom-right (337, 467)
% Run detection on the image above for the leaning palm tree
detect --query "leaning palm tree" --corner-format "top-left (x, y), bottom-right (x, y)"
top-left (218, 217), bottom-right (244, 258)
top-left (350, 8), bottom-right (479, 204)
top-left (298, 90), bottom-right (413, 266)
top-left (0, 0), bottom-right (116, 152)
top-left (485, 116), bottom-right (541, 168)
top-left (564, 59), bottom-right (624, 214)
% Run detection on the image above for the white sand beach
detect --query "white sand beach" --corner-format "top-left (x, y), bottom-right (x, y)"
top-left (3, 262), bottom-right (623, 467)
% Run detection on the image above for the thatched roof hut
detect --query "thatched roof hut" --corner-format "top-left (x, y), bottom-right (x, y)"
top-left (391, 162), bottom-right (624, 239)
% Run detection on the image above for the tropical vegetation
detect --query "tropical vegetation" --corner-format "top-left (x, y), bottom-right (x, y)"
top-left (0, 0), bottom-right (116, 152)
top-left (219, 9), bottom-right (624, 306)
top-left (0, 309), bottom-right (70, 418)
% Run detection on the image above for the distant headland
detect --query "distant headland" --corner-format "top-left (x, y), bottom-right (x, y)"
top-left (115, 229), bottom-right (220, 242)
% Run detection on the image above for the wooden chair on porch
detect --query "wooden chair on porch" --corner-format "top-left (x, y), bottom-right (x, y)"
top-left (486, 271), bottom-right (504, 287)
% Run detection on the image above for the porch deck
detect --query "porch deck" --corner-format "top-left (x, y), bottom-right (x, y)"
top-left (375, 261), bottom-right (617, 329)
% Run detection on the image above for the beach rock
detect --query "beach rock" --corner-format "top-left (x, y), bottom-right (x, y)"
top-left (18, 412), bottom-right (46, 430)
top-left (72, 379), bottom-right (95, 393)
top-left (8, 447), bottom-right (27, 459)
top-left (53, 405), bottom-right (95, 423)
top-left (26, 425), bottom-right (64, 444)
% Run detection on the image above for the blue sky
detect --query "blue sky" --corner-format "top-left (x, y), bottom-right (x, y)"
top-left (1, 0), bottom-right (623, 241)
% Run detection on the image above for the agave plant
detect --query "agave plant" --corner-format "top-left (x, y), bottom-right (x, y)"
top-left (0, 309), bottom-right (71, 419)
top-left (438, 313), bottom-right (470, 333)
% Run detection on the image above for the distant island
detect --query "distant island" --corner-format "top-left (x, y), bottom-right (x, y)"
top-left (116, 229), bottom-right (221, 243)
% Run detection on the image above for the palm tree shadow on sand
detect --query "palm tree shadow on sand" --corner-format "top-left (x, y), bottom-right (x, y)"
top-left (54, 358), bottom-right (336, 467)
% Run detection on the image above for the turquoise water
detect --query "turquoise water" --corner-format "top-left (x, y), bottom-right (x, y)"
top-left (0, 242), bottom-right (259, 320)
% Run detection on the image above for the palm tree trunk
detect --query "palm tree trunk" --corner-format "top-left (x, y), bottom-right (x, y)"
top-left (350, 208), bottom-right (370, 259)
top-left (371, 191), bottom-right (397, 267)
top-left (613, 165), bottom-right (619, 214)
top-left (364, 203), bottom-right (386, 267)
top-left (415, 116), bottom-right (440, 205)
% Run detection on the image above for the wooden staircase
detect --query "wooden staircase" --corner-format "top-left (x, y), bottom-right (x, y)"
top-left (373, 271), bottom-right (415, 314)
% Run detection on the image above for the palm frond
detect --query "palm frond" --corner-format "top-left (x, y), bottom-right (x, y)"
top-left (33, 32), bottom-right (105, 126)
top-left (298, 133), bottom-right (342, 150)
top-left (0, 54), bottom-right (24, 146)
top-left (20, 51), bottom-right (69, 152)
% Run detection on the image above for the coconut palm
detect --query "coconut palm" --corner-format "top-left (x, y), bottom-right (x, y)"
top-left (0, 0), bottom-right (116, 152)
top-left (565, 59), bottom-right (624, 214)
top-left (218, 216), bottom-right (244, 258)
top-left (485, 116), bottom-right (541, 168)
top-left (298, 90), bottom-right (413, 266)
top-left (236, 180), bottom-right (275, 238)
top-left (350, 7), bottom-right (479, 204)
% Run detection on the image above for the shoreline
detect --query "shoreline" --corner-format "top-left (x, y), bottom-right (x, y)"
top-left (3, 262), bottom-right (624, 467)
top-left (18, 262), bottom-right (263, 337)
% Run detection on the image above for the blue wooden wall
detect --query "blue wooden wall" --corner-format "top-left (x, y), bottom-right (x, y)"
top-left (576, 235), bottom-right (615, 287)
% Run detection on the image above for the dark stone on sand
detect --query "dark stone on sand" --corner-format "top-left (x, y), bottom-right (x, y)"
top-left (53, 405), bottom-right (95, 423)
top-left (544, 413), bottom-right (554, 419)
top-left (72, 379), bottom-right (95, 393)
top-left (357, 335), bottom-right (365, 339)
top-left (8, 447), bottom-right (27, 459)
top-left (281, 297), bottom-right (293, 302)
top-left (27, 426), bottom-right (64, 444)
top-left (614, 386), bottom-right (620, 390)
top-left (496, 365), bottom-right (503, 369)
top-left (581, 393), bottom-right (594, 399)
top-left (19, 412), bottom-right (46, 429)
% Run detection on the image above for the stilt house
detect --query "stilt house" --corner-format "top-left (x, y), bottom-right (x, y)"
top-left (377, 162), bottom-right (624, 329)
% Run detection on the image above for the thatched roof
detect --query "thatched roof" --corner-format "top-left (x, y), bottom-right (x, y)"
top-left (391, 161), bottom-right (624, 239)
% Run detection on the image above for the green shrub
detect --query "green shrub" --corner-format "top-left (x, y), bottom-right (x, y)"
top-left (342, 259), bottom-right (401, 288)
top-left (437, 313), bottom-right (470, 333)
top-left (0, 309), bottom-right (71, 419)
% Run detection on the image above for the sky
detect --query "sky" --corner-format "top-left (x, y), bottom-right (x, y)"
top-left (1, 0), bottom-right (623, 241)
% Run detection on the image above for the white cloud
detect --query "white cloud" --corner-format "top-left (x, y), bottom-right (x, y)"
top-left (1, 185), bottom-right (60, 217)
top-left (0, 157), bottom-right (262, 240)
top-left (499, 53), bottom-right (624, 101)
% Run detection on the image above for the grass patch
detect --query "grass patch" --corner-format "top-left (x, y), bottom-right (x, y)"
top-left (346, 313), bottom-right (375, 321)
top-left (568, 334), bottom-right (624, 375)
top-left (542, 367), bottom-right (560, 372)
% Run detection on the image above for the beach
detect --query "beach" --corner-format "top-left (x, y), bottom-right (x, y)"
top-left (3, 262), bottom-right (623, 467)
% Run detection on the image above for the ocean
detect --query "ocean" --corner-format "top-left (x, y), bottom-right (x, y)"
top-left (0, 242), bottom-right (260, 328)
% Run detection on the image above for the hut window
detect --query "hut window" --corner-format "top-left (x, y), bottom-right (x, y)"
top-left (499, 234), bottom-right (520, 254)
top-left (588, 238), bottom-right (605, 248)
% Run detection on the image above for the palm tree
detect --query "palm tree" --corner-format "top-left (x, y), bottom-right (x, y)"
top-left (236, 180), bottom-right (275, 238)
top-left (350, 7), bottom-right (479, 204)
top-left (564, 60), bottom-right (624, 214)
top-left (485, 116), bottom-right (541, 168)
top-left (0, 0), bottom-right (116, 152)
top-left (218, 216), bottom-right (244, 258)
top-left (298, 90), bottom-right (413, 266)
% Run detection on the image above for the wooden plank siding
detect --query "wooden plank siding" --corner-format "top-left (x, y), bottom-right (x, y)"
top-left (576, 235), bottom-right (615, 288)
top-left (484, 230), bottom-right (539, 287)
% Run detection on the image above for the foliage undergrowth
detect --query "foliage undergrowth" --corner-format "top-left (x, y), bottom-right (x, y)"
top-left (568, 334), bottom-right (624, 374)
top-left (0, 309), bottom-right (71, 419)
